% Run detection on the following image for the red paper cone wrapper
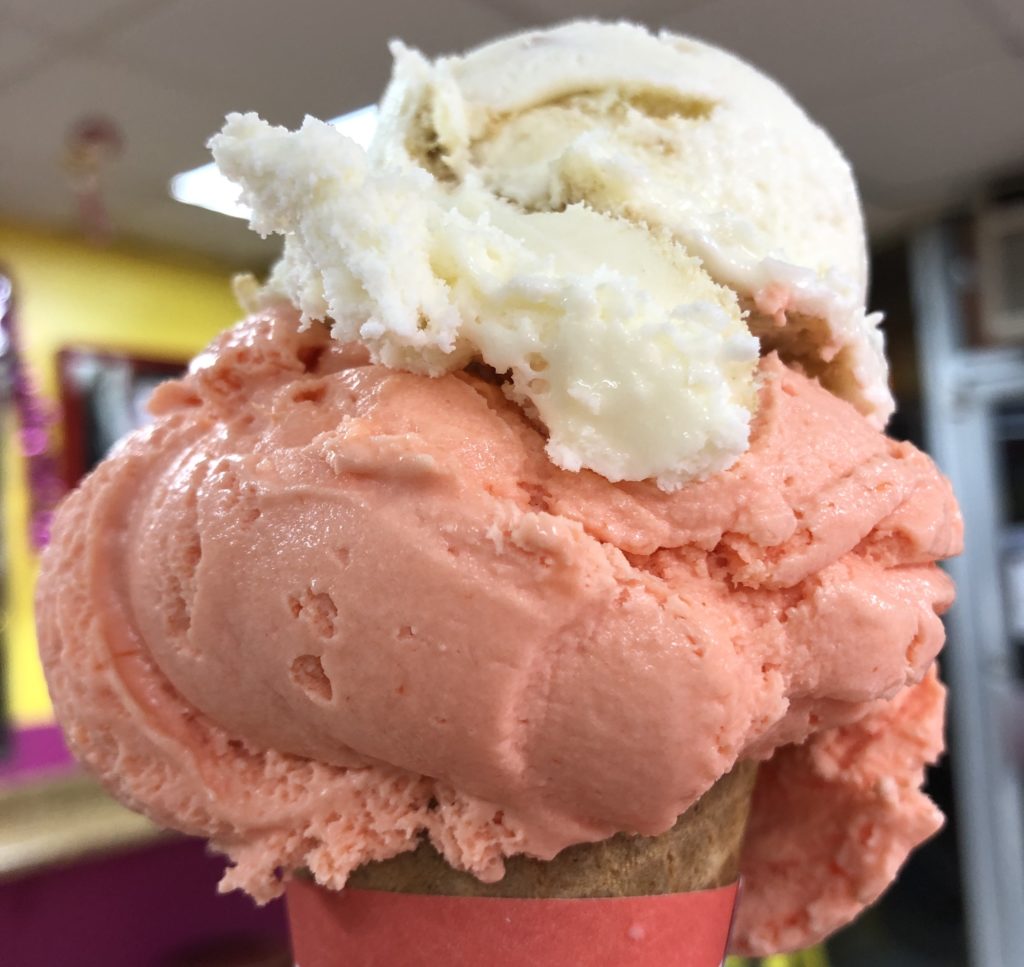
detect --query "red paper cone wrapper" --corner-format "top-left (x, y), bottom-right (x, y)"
top-left (287, 761), bottom-right (756, 967)
top-left (286, 879), bottom-right (740, 967)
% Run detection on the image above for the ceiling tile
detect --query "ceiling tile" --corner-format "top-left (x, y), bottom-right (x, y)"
top-left (976, 0), bottom-right (1024, 50)
top-left (0, 54), bottom-right (235, 206)
top-left (0, 142), bottom-right (270, 269)
top-left (0, 17), bottom-right (53, 86)
top-left (863, 202), bottom-right (910, 241)
top-left (823, 56), bottom-right (1024, 208)
top-left (100, 0), bottom-right (521, 127)
top-left (665, 0), bottom-right (1004, 114)
top-left (121, 196), bottom-right (278, 269)
top-left (0, 151), bottom-right (79, 228)
top-left (496, 0), bottom-right (706, 27)
top-left (0, 0), bottom-right (146, 36)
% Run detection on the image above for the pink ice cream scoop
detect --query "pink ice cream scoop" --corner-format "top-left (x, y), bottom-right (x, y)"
top-left (37, 308), bottom-right (960, 955)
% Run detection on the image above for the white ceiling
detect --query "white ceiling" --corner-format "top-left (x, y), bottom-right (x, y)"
top-left (1, 0), bottom-right (1023, 268)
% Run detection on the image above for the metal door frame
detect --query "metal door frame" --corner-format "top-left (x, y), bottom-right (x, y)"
top-left (911, 226), bottom-right (1024, 967)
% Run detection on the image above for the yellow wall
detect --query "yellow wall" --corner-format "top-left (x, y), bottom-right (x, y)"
top-left (1, 220), bottom-right (241, 725)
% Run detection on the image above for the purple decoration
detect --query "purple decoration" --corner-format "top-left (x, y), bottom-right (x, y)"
top-left (0, 270), bottom-right (66, 549)
top-left (0, 724), bottom-right (73, 780)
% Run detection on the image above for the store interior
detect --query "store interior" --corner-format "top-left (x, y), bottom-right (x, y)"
top-left (2, 2), bottom-right (1023, 965)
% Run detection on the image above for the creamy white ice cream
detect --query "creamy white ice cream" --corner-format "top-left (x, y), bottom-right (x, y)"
top-left (212, 20), bottom-right (891, 488)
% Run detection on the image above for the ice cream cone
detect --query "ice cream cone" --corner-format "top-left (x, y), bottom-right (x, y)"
top-left (34, 20), bottom-right (964, 960)
top-left (352, 759), bottom-right (756, 897)
top-left (286, 761), bottom-right (757, 966)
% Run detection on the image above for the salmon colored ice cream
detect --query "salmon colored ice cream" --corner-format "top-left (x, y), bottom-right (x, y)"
top-left (37, 19), bottom-right (963, 959)
top-left (37, 308), bottom-right (960, 955)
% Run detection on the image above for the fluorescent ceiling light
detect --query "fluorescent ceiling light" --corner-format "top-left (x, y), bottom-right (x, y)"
top-left (169, 105), bottom-right (378, 219)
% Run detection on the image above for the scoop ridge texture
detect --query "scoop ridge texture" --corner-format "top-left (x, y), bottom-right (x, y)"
top-left (38, 310), bottom-right (960, 954)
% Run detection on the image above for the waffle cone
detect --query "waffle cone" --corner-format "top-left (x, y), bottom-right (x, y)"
top-left (347, 760), bottom-right (757, 898)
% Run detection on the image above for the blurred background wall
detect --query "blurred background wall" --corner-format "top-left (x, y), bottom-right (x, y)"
top-left (2, 220), bottom-right (238, 728)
